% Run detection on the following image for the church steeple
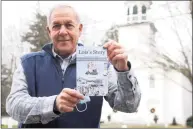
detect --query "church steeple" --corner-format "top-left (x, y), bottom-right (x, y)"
top-left (124, 1), bottom-right (152, 24)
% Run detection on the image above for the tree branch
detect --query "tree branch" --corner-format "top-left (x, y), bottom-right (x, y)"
top-left (166, 2), bottom-right (192, 85)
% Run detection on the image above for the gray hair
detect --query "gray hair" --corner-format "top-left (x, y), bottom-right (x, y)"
top-left (47, 4), bottom-right (81, 26)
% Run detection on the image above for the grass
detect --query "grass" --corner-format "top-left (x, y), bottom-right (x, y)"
top-left (100, 123), bottom-right (187, 128)
top-left (1, 125), bottom-right (8, 128)
top-left (1, 124), bottom-right (18, 128)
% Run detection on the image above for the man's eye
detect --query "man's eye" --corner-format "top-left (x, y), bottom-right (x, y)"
top-left (66, 24), bottom-right (74, 28)
top-left (53, 24), bottom-right (61, 29)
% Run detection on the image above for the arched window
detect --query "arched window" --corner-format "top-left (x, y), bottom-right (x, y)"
top-left (133, 5), bottom-right (138, 14)
top-left (142, 5), bottom-right (147, 14)
top-left (127, 8), bottom-right (130, 15)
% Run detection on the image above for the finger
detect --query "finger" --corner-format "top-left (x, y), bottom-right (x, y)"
top-left (61, 93), bottom-right (80, 104)
top-left (107, 43), bottom-right (122, 56)
top-left (103, 39), bottom-right (113, 48)
top-left (62, 100), bottom-right (77, 108)
top-left (112, 53), bottom-right (128, 64)
top-left (62, 88), bottom-right (84, 100)
top-left (59, 104), bottom-right (74, 113)
top-left (58, 100), bottom-right (76, 108)
top-left (108, 42), bottom-right (121, 52)
top-left (109, 49), bottom-right (124, 61)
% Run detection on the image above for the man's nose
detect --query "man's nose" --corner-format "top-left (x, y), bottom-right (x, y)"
top-left (59, 25), bottom-right (68, 35)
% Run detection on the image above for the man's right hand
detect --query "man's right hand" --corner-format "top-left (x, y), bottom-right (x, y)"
top-left (56, 88), bottom-right (84, 113)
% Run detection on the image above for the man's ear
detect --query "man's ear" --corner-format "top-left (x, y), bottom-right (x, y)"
top-left (46, 26), bottom-right (51, 36)
top-left (79, 24), bottom-right (83, 36)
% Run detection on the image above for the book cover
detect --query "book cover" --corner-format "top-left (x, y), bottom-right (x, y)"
top-left (76, 46), bottom-right (109, 96)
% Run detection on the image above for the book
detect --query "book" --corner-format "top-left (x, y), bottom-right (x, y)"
top-left (76, 46), bottom-right (109, 96)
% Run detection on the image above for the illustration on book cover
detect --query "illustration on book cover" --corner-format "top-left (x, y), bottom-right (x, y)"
top-left (77, 46), bottom-right (109, 96)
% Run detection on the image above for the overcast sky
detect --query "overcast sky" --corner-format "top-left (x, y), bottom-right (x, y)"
top-left (2, 1), bottom-right (125, 35)
top-left (2, 1), bottom-right (128, 54)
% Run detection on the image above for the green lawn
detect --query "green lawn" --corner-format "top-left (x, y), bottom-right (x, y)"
top-left (1, 125), bottom-right (8, 128)
top-left (1, 125), bottom-right (18, 128)
top-left (100, 123), bottom-right (186, 128)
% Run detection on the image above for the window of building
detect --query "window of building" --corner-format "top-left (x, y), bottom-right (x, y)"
top-left (133, 5), bottom-right (138, 14)
top-left (127, 8), bottom-right (130, 15)
top-left (142, 5), bottom-right (147, 14)
top-left (149, 74), bottom-right (155, 88)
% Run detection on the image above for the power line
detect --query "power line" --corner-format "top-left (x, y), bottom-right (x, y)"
top-left (86, 12), bottom-right (190, 26)
top-left (82, 1), bottom-right (191, 27)
top-left (80, 11), bottom-right (191, 36)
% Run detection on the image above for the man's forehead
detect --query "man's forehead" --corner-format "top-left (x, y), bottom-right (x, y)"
top-left (51, 18), bottom-right (76, 24)
top-left (52, 7), bottom-right (74, 14)
top-left (50, 7), bottom-right (77, 20)
top-left (48, 5), bottom-right (80, 25)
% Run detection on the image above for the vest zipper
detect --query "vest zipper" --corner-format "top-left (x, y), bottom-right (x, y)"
top-left (62, 64), bottom-right (71, 84)
top-left (52, 58), bottom-right (64, 87)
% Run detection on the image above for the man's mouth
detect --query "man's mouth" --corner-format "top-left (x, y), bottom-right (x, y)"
top-left (58, 40), bottom-right (70, 41)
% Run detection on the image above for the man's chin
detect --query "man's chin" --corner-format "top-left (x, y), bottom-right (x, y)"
top-left (58, 40), bottom-right (71, 44)
top-left (58, 48), bottom-right (74, 57)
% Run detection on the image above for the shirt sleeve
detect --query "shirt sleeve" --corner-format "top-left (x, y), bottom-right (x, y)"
top-left (104, 62), bottom-right (141, 113)
top-left (6, 61), bottom-right (60, 124)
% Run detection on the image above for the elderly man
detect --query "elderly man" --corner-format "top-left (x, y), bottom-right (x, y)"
top-left (6, 5), bottom-right (141, 128)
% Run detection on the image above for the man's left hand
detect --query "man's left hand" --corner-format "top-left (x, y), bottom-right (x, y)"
top-left (103, 40), bottom-right (129, 72)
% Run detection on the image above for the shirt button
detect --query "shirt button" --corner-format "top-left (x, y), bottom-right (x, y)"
top-left (126, 100), bottom-right (134, 105)
top-left (33, 116), bottom-right (40, 121)
top-left (126, 100), bottom-right (132, 105)
top-left (127, 73), bottom-right (132, 79)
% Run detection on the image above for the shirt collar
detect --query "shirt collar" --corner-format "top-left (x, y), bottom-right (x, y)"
top-left (52, 45), bottom-right (76, 61)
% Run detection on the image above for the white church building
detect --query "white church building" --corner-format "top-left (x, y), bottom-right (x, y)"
top-left (101, 1), bottom-right (192, 127)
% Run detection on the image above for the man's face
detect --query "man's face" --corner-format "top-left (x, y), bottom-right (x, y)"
top-left (47, 7), bottom-right (83, 57)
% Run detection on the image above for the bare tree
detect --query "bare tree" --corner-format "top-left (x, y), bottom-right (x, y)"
top-left (148, 1), bottom-right (192, 93)
top-left (101, 25), bottom-right (119, 45)
top-left (190, 0), bottom-right (192, 16)
top-left (2, 25), bottom-right (23, 116)
top-left (1, 64), bottom-right (12, 116)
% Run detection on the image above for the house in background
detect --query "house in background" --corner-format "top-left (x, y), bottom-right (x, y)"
top-left (101, 1), bottom-right (192, 126)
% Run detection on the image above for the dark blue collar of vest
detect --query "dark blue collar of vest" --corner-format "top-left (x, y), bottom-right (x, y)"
top-left (42, 42), bottom-right (83, 64)
top-left (42, 42), bottom-right (83, 56)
